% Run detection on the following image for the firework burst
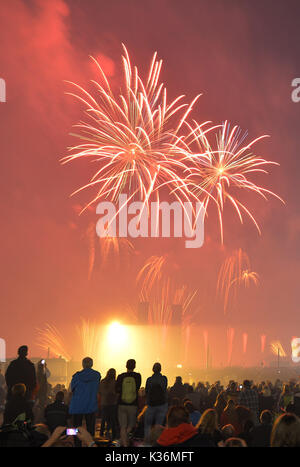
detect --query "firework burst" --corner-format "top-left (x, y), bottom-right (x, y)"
top-left (36, 324), bottom-right (71, 361)
top-left (184, 121), bottom-right (283, 242)
top-left (62, 45), bottom-right (200, 214)
top-left (217, 248), bottom-right (259, 314)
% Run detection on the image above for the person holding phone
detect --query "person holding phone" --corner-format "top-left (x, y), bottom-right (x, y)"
top-left (41, 426), bottom-right (97, 447)
top-left (44, 391), bottom-right (70, 433)
top-left (36, 359), bottom-right (50, 410)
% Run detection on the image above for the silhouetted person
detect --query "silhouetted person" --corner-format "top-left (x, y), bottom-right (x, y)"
top-left (99, 368), bottom-right (118, 440)
top-left (144, 362), bottom-right (168, 438)
top-left (0, 369), bottom-right (5, 390)
top-left (36, 360), bottom-right (50, 408)
top-left (251, 409), bottom-right (273, 447)
top-left (5, 346), bottom-right (36, 401)
top-left (3, 383), bottom-right (34, 425)
top-left (169, 376), bottom-right (186, 405)
top-left (116, 359), bottom-right (141, 447)
top-left (156, 406), bottom-right (215, 447)
top-left (237, 380), bottom-right (259, 424)
top-left (44, 391), bottom-right (70, 433)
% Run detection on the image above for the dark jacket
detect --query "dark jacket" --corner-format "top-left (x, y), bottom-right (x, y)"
top-left (69, 368), bottom-right (101, 414)
top-left (169, 382), bottom-right (186, 404)
top-left (3, 395), bottom-right (34, 425)
top-left (99, 378), bottom-right (118, 406)
top-left (251, 423), bottom-right (272, 447)
top-left (5, 357), bottom-right (36, 400)
top-left (145, 373), bottom-right (168, 406)
top-left (44, 401), bottom-right (70, 432)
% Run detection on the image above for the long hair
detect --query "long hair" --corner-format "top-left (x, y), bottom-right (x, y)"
top-left (271, 413), bottom-right (300, 447)
top-left (196, 408), bottom-right (218, 435)
top-left (104, 368), bottom-right (116, 381)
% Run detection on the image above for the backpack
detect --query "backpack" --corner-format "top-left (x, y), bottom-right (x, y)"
top-left (148, 383), bottom-right (165, 406)
top-left (121, 376), bottom-right (136, 404)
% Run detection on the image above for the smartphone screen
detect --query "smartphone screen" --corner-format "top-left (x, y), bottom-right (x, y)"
top-left (66, 428), bottom-right (78, 436)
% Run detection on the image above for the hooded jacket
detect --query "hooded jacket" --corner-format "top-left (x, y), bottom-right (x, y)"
top-left (156, 423), bottom-right (215, 447)
top-left (69, 368), bottom-right (101, 414)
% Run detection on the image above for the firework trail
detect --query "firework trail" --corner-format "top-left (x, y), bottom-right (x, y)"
top-left (76, 319), bottom-right (101, 361)
top-left (86, 221), bottom-right (134, 278)
top-left (36, 324), bottom-right (71, 361)
top-left (227, 327), bottom-right (235, 366)
top-left (62, 45), bottom-right (200, 214)
top-left (261, 334), bottom-right (266, 353)
top-left (137, 255), bottom-right (198, 325)
top-left (136, 254), bottom-right (178, 303)
top-left (242, 332), bottom-right (248, 354)
top-left (148, 299), bottom-right (172, 326)
top-left (172, 285), bottom-right (199, 326)
top-left (145, 285), bottom-right (198, 326)
top-left (217, 248), bottom-right (259, 314)
top-left (270, 341), bottom-right (286, 358)
top-left (184, 121), bottom-right (283, 242)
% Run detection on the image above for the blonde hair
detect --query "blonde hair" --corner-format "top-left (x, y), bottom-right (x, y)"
top-left (196, 408), bottom-right (218, 435)
top-left (271, 413), bottom-right (300, 447)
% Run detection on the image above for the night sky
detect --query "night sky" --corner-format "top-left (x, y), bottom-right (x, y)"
top-left (1, 0), bottom-right (299, 365)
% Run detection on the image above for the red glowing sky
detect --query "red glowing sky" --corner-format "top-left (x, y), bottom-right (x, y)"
top-left (0, 0), bottom-right (300, 363)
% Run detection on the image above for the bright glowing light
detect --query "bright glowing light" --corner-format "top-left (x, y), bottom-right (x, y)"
top-left (176, 363), bottom-right (182, 368)
top-left (107, 322), bottom-right (128, 348)
top-left (291, 337), bottom-right (300, 363)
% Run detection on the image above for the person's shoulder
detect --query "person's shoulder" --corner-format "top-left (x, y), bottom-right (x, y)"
top-left (7, 358), bottom-right (17, 366)
top-left (116, 372), bottom-right (126, 381)
top-left (45, 401), bottom-right (54, 409)
top-left (126, 371), bottom-right (141, 382)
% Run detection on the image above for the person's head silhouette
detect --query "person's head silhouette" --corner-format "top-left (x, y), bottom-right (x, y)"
top-left (18, 346), bottom-right (28, 358)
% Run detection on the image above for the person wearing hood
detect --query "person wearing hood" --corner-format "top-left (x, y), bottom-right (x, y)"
top-left (156, 406), bottom-right (215, 447)
top-left (69, 357), bottom-right (101, 436)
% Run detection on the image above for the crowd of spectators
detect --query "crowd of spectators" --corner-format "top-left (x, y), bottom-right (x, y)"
top-left (1, 345), bottom-right (300, 447)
